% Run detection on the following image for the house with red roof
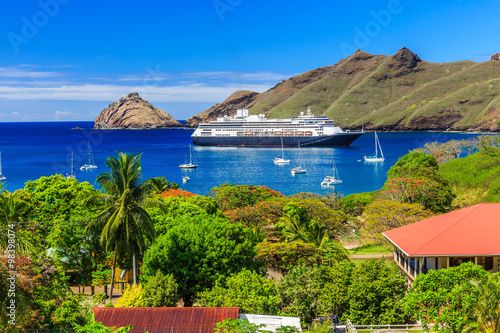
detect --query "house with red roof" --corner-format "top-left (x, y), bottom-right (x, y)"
top-left (383, 203), bottom-right (500, 280)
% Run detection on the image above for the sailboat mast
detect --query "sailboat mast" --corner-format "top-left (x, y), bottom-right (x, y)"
top-left (375, 132), bottom-right (378, 157)
top-left (378, 133), bottom-right (384, 158)
top-left (71, 152), bottom-right (74, 174)
top-left (281, 138), bottom-right (285, 158)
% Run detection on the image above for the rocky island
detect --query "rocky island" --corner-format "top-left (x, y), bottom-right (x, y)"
top-left (94, 92), bottom-right (182, 129)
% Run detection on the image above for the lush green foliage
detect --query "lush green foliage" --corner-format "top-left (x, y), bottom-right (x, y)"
top-left (142, 270), bottom-right (179, 307)
top-left (209, 184), bottom-right (284, 211)
top-left (439, 147), bottom-right (500, 205)
top-left (384, 152), bottom-right (455, 213)
top-left (215, 318), bottom-right (272, 333)
top-left (142, 214), bottom-right (262, 306)
top-left (0, 255), bottom-right (75, 330)
top-left (198, 269), bottom-right (280, 314)
top-left (87, 152), bottom-right (157, 302)
top-left (224, 200), bottom-right (285, 229)
top-left (115, 284), bottom-right (145, 307)
top-left (338, 191), bottom-right (376, 216)
top-left (256, 242), bottom-right (323, 274)
top-left (22, 175), bottom-right (100, 222)
top-left (464, 274), bottom-right (500, 333)
top-left (387, 152), bottom-right (438, 179)
top-left (362, 200), bottom-right (434, 244)
top-left (277, 265), bottom-right (334, 325)
top-left (344, 259), bottom-right (407, 325)
top-left (403, 262), bottom-right (488, 333)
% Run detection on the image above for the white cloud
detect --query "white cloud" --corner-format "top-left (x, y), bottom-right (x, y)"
top-left (0, 83), bottom-right (272, 103)
top-left (0, 66), bottom-right (60, 79)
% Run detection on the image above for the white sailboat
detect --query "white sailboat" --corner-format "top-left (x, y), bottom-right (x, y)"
top-left (321, 153), bottom-right (342, 186)
top-left (0, 151), bottom-right (6, 181)
top-left (179, 144), bottom-right (198, 169)
top-left (364, 132), bottom-right (385, 162)
top-left (291, 142), bottom-right (306, 174)
top-left (67, 152), bottom-right (76, 179)
top-left (274, 138), bottom-right (290, 164)
top-left (80, 142), bottom-right (98, 171)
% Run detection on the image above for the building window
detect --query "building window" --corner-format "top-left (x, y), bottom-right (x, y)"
top-left (478, 257), bottom-right (494, 271)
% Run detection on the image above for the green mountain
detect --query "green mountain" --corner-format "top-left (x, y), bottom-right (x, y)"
top-left (186, 48), bottom-right (500, 131)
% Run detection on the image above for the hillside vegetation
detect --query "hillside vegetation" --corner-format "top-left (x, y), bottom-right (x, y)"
top-left (187, 48), bottom-right (500, 131)
top-left (439, 146), bottom-right (500, 206)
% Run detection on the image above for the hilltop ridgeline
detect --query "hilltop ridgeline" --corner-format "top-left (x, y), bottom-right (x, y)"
top-left (94, 92), bottom-right (182, 129)
top-left (186, 48), bottom-right (500, 132)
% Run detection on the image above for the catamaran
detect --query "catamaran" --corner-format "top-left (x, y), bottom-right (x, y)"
top-left (291, 142), bottom-right (306, 174)
top-left (274, 138), bottom-right (290, 164)
top-left (179, 144), bottom-right (198, 169)
top-left (80, 142), bottom-right (98, 171)
top-left (67, 152), bottom-right (76, 179)
top-left (364, 132), bottom-right (385, 162)
top-left (0, 151), bottom-right (6, 181)
top-left (321, 153), bottom-right (342, 186)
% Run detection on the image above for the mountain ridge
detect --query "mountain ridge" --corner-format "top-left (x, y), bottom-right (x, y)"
top-left (186, 48), bottom-right (500, 132)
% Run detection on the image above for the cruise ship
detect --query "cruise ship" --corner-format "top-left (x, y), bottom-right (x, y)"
top-left (191, 107), bottom-right (364, 147)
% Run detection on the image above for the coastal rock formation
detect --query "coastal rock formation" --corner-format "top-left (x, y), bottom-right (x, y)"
top-left (191, 47), bottom-right (500, 132)
top-left (94, 93), bottom-right (182, 129)
top-left (492, 53), bottom-right (500, 61)
top-left (184, 90), bottom-right (259, 128)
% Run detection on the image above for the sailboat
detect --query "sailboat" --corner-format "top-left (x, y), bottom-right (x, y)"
top-left (364, 132), bottom-right (385, 162)
top-left (291, 142), bottom-right (306, 174)
top-left (274, 138), bottom-right (290, 164)
top-left (179, 144), bottom-right (198, 169)
top-left (80, 142), bottom-right (98, 171)
top-left (67, 152), bottom-right (76, 179)
top-left (0, 151), bottom-right (6, 181)
top-left (321, 153), bottom-right (342, 186)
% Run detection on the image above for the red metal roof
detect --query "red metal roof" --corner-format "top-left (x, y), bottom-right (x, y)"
top-left (383, 203), bottom-right (500, 256)
top-left (92, 307), bottom-right (240, 333)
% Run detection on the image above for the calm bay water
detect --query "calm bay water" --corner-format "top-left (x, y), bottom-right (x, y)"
top-left (0, 121), bottom-right (482, 196)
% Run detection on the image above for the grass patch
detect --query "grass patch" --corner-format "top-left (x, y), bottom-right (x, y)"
top-left (348, 243), bottom-right (392, 255)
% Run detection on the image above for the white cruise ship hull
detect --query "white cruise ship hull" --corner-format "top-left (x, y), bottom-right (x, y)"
top-left (192, 132), bottom-right (363, 147)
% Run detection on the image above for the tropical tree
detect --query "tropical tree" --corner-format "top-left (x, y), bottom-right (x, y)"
top-left (0, 188), bottom-right (32, 252)
top-left (148, 176), bottom-right (179, 195)
top-left (87, 152), bottom-right (156, 303)
top-left (463, 274), bottom-right (500, 333)
top-left (142, 213), bottom-right (261, 306)
top-left (280, 202), bottom-right (329, 247)
top-left (198, 268), bottom-right (280, 314)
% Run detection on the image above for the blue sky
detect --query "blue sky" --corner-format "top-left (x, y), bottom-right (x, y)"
top-left (0, 0), bottom-right (499, 121)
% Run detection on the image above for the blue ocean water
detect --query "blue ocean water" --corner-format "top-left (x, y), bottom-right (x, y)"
top-left (0, 122), bottom-right (482, 196)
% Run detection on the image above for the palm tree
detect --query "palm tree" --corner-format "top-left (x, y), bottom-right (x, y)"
top-left (280, 202), bottom-right (329, 247)
top-left (463, 275), bottom-right (500, 333)
top-left (87, 152), bottom-right (156, 303)
top-left (149, 176), bottom-right (178, 195)
top-left (0, 186), bottom-right (32, 252)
